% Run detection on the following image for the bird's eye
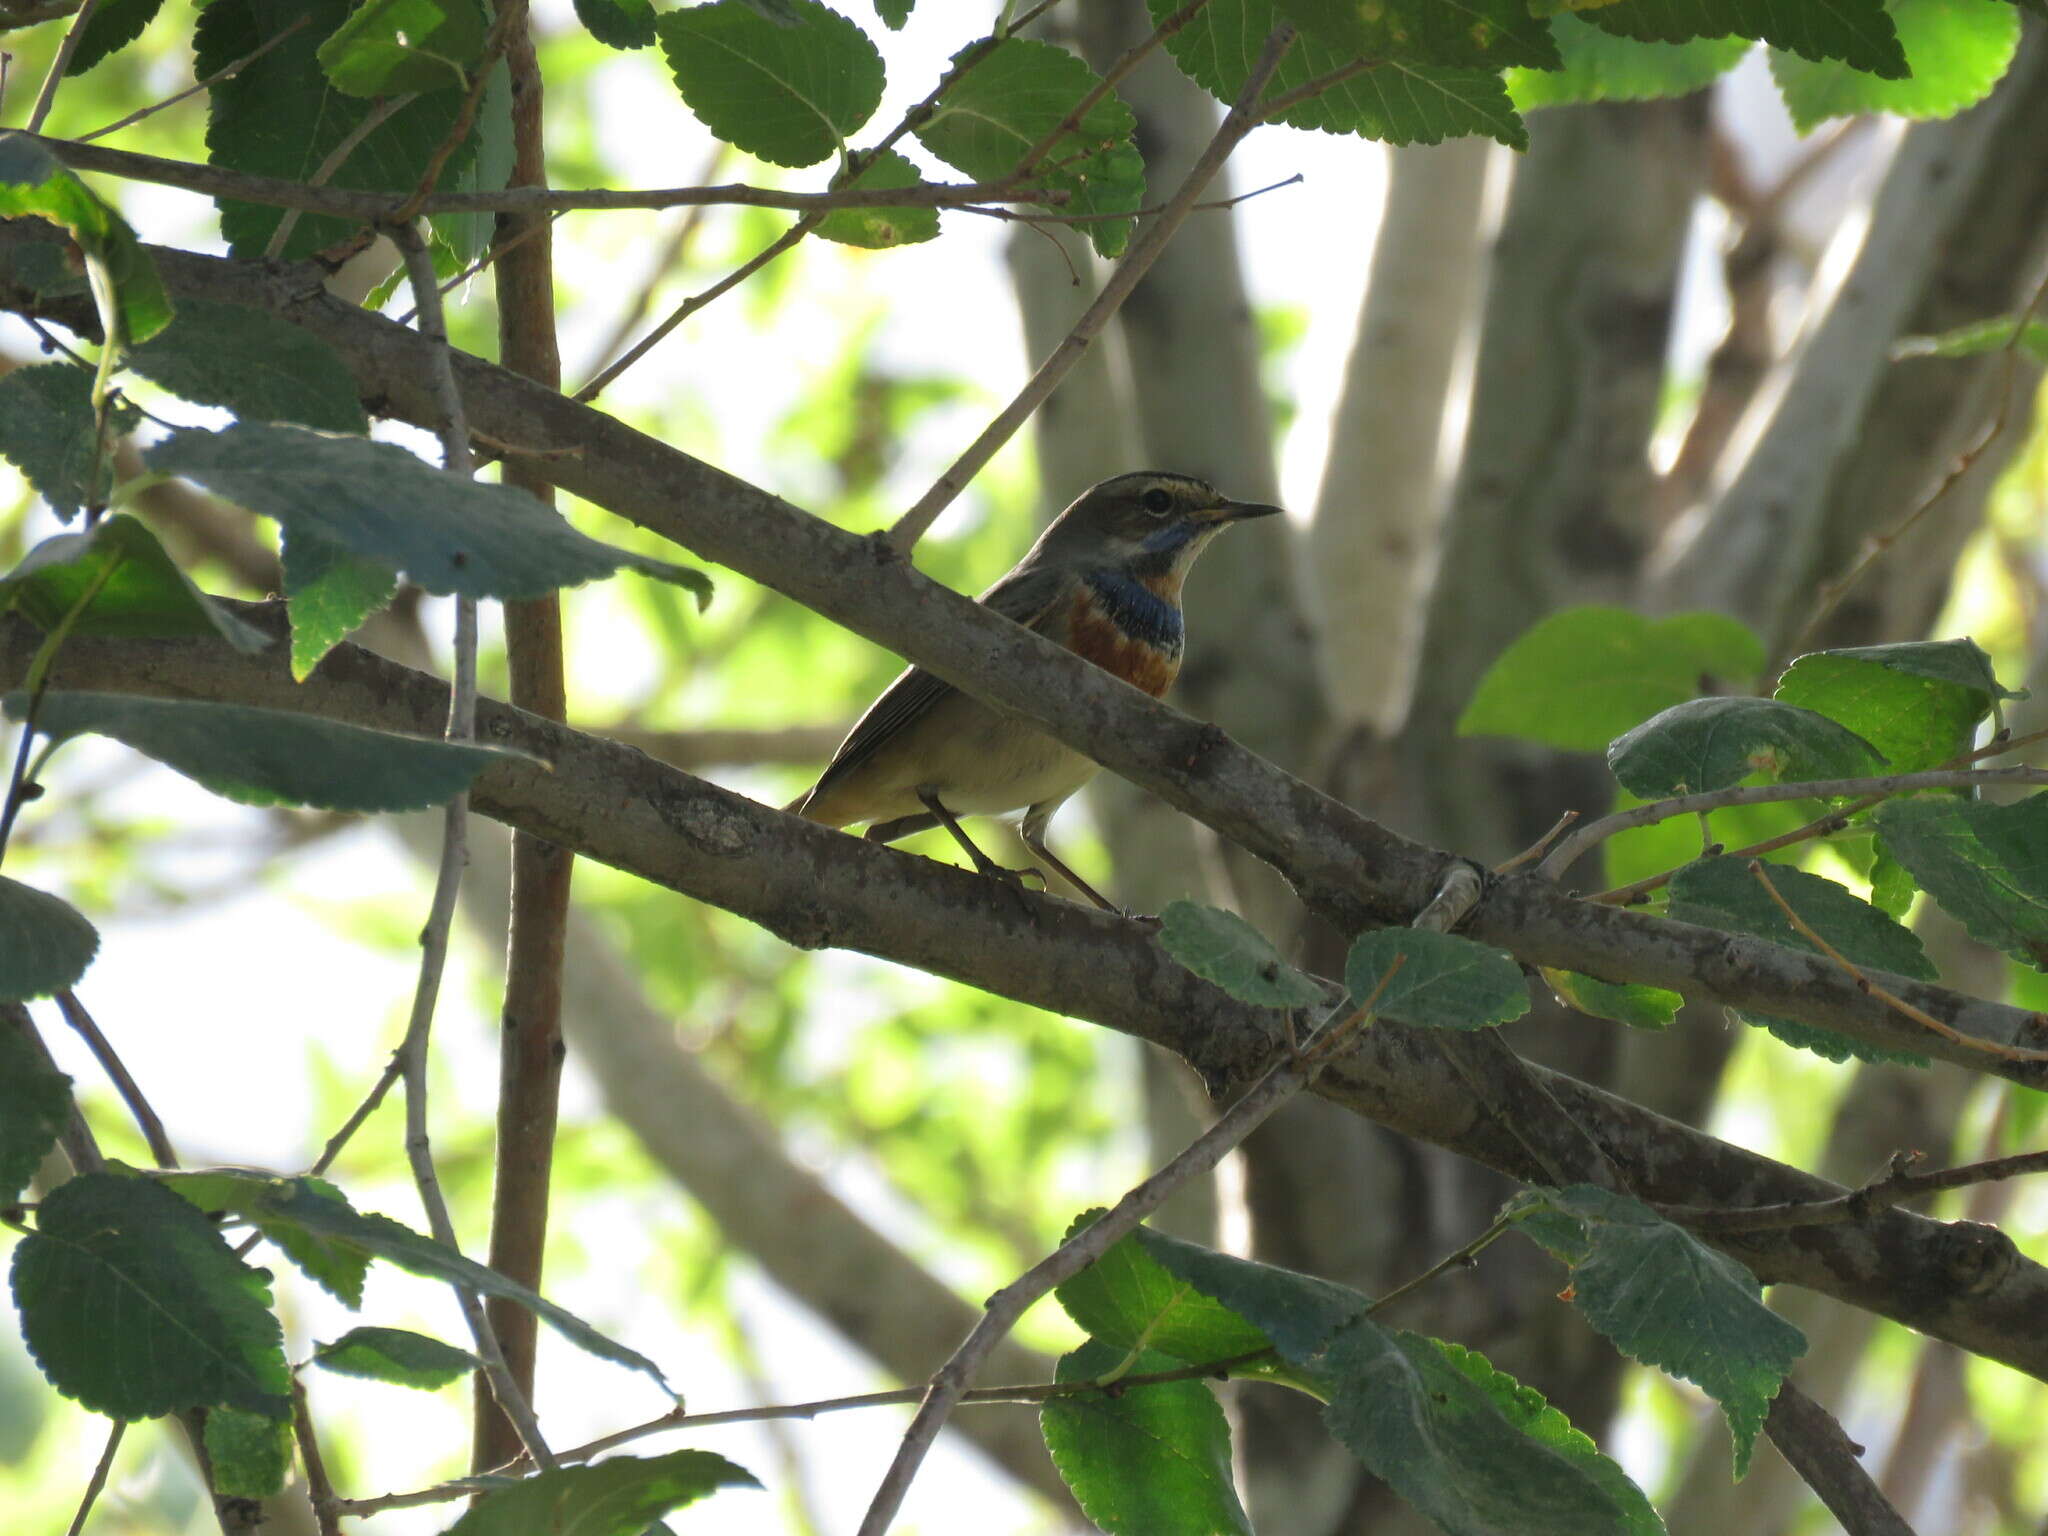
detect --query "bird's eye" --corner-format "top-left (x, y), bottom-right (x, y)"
top-left (1141, 488), bottom-right (1173, 516)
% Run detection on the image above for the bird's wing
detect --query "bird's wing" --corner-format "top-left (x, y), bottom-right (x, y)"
top-left (801, 564), bottom-right (1070, 803)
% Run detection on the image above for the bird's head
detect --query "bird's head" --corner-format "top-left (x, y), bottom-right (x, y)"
top-left (1038, 471), bottom-right (1284, 578)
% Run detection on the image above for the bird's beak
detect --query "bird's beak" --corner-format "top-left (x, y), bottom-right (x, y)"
top-left (1209, 497), bottom-right (1285, 523)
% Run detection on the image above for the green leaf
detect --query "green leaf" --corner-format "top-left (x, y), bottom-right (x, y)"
top-left (65, 0), bottom-right (170, 75)
top-left (1584, 0), bottom-right (1906, 78)
top-left (200, 0), bottom-right (485, 259)
top-left (0, 363), bottom-right (138, 523)
top-left (656, 0), bottom-right (884, 168)
top-left (10, 1172), bottom-right (290, 1420)
top-left (2, 514), bottom-right (270, 653)
top-left (1769, 0), bottom-right (2020, 132)
top-left (1773, 639), bottom-right (2010, 776)
top-left (1874, 795), bottom-right (2048, 967)
top-left (1042, 1340), bottom-right (1252, 1536)
top-left (0, 877), bottom-right (100, 1004)
top-left (162, 1171), bottom-right (371, 1307)
top-left (914, 37), bottom-right (1144, 259)
top-left (1056, 1211), bottom-right (1274, 1364)
top-left (152, 1171), bottom-right (672, 1389)
top-left (318, 0), bottom-right (490, 96)
top-left (1344, 929), bottom-right (1529, 1030)
top-left (313, 1326), bottom-right (477, 1388)
top-left (441, 1450), bottom-right (760, 1534)
top-left (1867, 843), bottom-right (1915, 919)
top-left (1277, 0), bottom-right (1561, 67)
top-left (1459, 607), bottom-right (1764, 751)
top-left (280, 529), bottom-right (398, 681)
top-left (1153, 0), bottom-right (1528, 147)
top-left (9, 692), bottom-right (530, 814)
top-left (1894, 315), bottom-right (2048, 365)
top-left (575, 0), bottom-right (657, 48)
top-left (1135, 1227), bottom-right (1371, 1363)
top-left (128, 299), bottom-right (369, 434)
top-left (1156, 901), bottom-right (1327, 1009)
top-left (1510, 14), bottom-right (1750, 107)
top-left (1666, 856), bottom-right (1931, 1064)
top-left (1539, 968), bottom-right (1681, 1030)
top-left (1517, 1185), bottom-right (1805, 1478)
top-left (205, 1406), bottom-right (292, 1498)
top-left (1320, 1324), bottom-right (1657, 1535)
top-left (146, 424), bottom-right (713, 604)
top-left (1606, 696), bottom-right (1885, 799)
top-left (875, 0), bottom-right (912, 25)
top-left (0, 1018), bottom-right (71, 1201)
top-left (0, 133), bottom-right (172, 345)
top-left (816, 149), bottom-right (941, 249)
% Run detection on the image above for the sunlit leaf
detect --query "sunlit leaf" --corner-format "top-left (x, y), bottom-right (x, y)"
top-left (0, 878), bottom-right (99, 1004)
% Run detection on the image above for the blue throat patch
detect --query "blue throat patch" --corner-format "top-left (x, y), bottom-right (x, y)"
top-left (1084, 568), bottom-right (1184, 652)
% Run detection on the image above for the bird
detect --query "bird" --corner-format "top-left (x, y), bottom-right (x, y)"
top-left (785, 470), bottom-right (1284, 912)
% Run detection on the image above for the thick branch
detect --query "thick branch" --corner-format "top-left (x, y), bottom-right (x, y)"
top-left (9, 612), bottom-right (2047, 1380)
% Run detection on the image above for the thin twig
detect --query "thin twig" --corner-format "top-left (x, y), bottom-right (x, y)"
top-left (54, 989), bottom-right (177, 1167)
top-left (577, 144), bottom-right (728, 380)
top-left (1009, 0), bottom-right (1211, 180)
top-left (23, 0), bottom-right (100, 132)
top-left (1747, 859), bottom-right (2048, 1062)
top-left (1496, 811), bottom-right (1579, 875)
top-left (263, 93), bottom-right (419, 262)
top-left (887, 25), bottom-right (1298, 552)
top-left (1664, 1145), bottom-right (2048, 1234)
top-left (1764, 1380), bottom-right (1918, 1536)
top-left (390, 221), bottom-right (556, 1473)
top-left (75, 16), bottom-right (310, 143)
top-left (65, 1418), bottom-right (123, 1536)
top-left (1542, 764), bottom-right (2048, 885)
top-left (293, 1377), bottom-right (344, 1536)
top-left (392, 4), bottom-right (519, 226)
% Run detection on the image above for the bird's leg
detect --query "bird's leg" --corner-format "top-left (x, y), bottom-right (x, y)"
top-left (913, 789), bottom-right (1047, 901)
top-left (1018, 817), bottom-right (1121, 916)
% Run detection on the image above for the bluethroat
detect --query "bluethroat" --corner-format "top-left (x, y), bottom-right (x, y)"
top-left (786, 471), bottom-right (1283, 912)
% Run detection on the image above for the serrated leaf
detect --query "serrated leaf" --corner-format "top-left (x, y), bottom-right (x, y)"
top-left (915, 37), bottom-right (1143, 259)
top-left (65, 0), bottom-right (169, 75)
top-left (318, 0), bottom-right (489, 96)
top-left (1056, 1211), bottom-right (1274, 1364)
top-left (152, 1171), bottom-right (670, 1389)
top-left (1774, 640), bottom-right (2007, 776)
top-left (11, 1173), bottom-right (290, 1420)
top-left (8, 692), bottom-right (531, 814)
top-left (0, 133), bottom-right (172, 345)
top-left (1666, 856), bottom-right (1931, 1064)
top-left (656, 0), bottom-right (884, 168)
top-left (1768, 0), bottom-right (2020, 132)
top-left (0, 1018), bottom-right (71, 1199)
top-left (1277, 0), bottom-right (1561, 68)
top-left (441, 1450), bottom-right (759, 1534)
top-left (1510, 14), bottom-right (1750, 107)
top-left (1606, 696), bottom-right (1885, 799)
top-left (875, 0), bottom-right (912, 25)
top-left (280, 528), bottom-right (398, 681)
top-left (200, 0), bottom-right (484, 259)
top-left (313, 1326), bottom-right (477, 1388)
top-left (1136, 1227), bottom-right (1370, 1363)
top-left (206, 1406), bottom-right (292, 1497)
top-left (1585, 0), bottom-right (1906, 77)
top-left (1459, 607), bottom-right (1763, 751)
top-left (816, 149), bottom-right (940, 249)
top-left (0, 363), bottom-right (139, 523)
top-left (1344, 929), bottom-right (1529, 1030)
top-left (0, 877), bottom-right (100, 1004)
top-left (161, 1170), bottom-right (372, 1308)
top-left (1042, 1340), bottom-right (1252, 1536)
top-left (128, 299), bottom-right (368, 434)
top-left (146, 424), bottom-right (713, 604)
top-left (576, 0), bottom-right (657, 48)
top-left (1521, 1185), bottom-right (1805, 1478)
top-left (1874, 795), bottom-right (2048, 967)
top-left (2, 514), bottom-right (269, 653)
top-left (1539, 968), bottom-right (1681, 1030)
top-left (1153, 0), bottom-right (1528, 148)
top-left (1156, 901), bottom-right (1327, 1008)
top-left (1320, 1323), bottom-right (1657, 1535)
top-left (1894, 315), bottom-right (2048, 365)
